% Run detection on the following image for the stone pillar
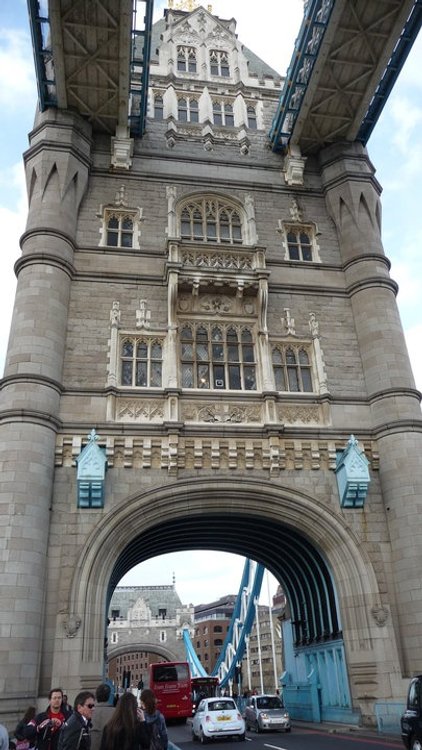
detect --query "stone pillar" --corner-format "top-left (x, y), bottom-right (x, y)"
top-left (0, 109), bottom-right (91, 716)
top-left (320, 141), bottom-right (422, 675)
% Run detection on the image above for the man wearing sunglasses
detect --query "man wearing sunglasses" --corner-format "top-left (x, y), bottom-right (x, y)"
top-left (58, 692), bottom-right (95, 750)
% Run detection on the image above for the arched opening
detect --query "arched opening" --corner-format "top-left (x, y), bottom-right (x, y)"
top-left (65, 478), bottom-right (384, 725)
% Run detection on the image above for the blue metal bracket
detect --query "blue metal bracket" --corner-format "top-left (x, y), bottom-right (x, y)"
top-left (269, 0), bottom-right (335, 153)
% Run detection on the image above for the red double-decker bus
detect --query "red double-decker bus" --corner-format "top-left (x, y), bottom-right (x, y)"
top-left (149, 661), bottom-right (193, 721)
top-left (191, 675), bottom-right (219, 713)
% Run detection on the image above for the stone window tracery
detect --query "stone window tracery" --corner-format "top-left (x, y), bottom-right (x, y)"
top-left (272, 345), bottom-right (313, 392)
top-left (154, 94), bottom-right (164, 120)
top-left (177, 45), bottom-right (197, 73)
top-left (210, 49), bottom-right (230, 77)
top-left (178, 96), bottom-right (199, 123)
top-left (106, 213), bottom-right (134, 247)
top-left (247, 105), bottom-right (257, 129)
top-left (279, 221), bottom-right (320, 263)
top-left (120, 337), bottom-right (163, 387)
top-left (180, 198), bottom-right (243, 244)
top-left (212, 100), bottom-right (234, 127)
top-left (180, 323), bottom-right (256, 391)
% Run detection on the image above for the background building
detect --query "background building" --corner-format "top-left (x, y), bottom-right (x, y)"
top-left (194, 595), bottom-right (236, 671)
top-left (107, 584), bottom-right (194, 687)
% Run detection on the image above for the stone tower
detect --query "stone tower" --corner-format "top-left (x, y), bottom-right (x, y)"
top-left (1, 3), bottom-right (422, 729)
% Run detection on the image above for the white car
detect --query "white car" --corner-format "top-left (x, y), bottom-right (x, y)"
top-left (192, 697), bottom-right (246, 743)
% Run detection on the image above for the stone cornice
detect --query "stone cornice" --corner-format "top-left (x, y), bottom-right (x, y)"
top-left (15, 253), bottom-right (75, 279)
top-left (0, 373), bottom-right (64, 393)
top-left (0, 408), bottom-right (62, 431)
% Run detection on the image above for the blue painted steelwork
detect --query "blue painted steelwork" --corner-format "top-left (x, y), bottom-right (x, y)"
top-left (269, 0), bottom-right (335, 153)
top-left (27, 0), bottom-right (57, 111)
top-left (280, 621), bottom-right (360, 724)
top-left (212, 559), bottom-right (264, 688)
top-left (183, 628), bottom-right (207, 678)
top-left (182, 559), bottom-right (264, 688)
top-left (335, 435), bottom-right (370, 509)
top-left (129, 0), bottom-right (154, 137)
top-left (358, 0), bottom-right (422, 144)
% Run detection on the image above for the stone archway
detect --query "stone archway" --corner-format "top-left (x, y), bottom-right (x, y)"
top-left (56, 477), bottom-right (399, 721)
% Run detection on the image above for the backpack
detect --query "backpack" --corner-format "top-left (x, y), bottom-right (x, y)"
top-left (148, 720), bottom-right (164, 750)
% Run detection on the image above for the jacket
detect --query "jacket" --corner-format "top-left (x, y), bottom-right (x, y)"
top-left (90, 703), bottom-right (115, 750)
top-left (58, 712), bottom-right (90, 750)
top-left (144, 713), bottom-right (168, 750)
top-left (25, 707), bottom-right (72, 750)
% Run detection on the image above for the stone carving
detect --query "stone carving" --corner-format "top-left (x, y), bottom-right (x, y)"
top-left (279, 405), bottom-right (320, 424)
top-left (136, 300), bottom-right (151, 328)
top-left (371, 606), bottom-right (389, 627)
top-left (181, 249), bottom-right (253, 270)
top-left (118, 401), bottom-right (164, 421)
top-left (290, 197), bottom-right (303, 222)
top-left (281, 308), bottom-right (296, 336)
top-left (184, 403), bottom-right (261, 423)
top-left (110, 300), bottom-right (121, 327)
top-left (64, 614), bottom-right (82, 638)
top-left (309, 312), bottom-right (319, 338)
top-left (200, 296), bottom-right (232, 314)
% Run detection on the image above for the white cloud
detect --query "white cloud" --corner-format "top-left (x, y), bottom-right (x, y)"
top-left (0, 27), bottom-right (37, 108)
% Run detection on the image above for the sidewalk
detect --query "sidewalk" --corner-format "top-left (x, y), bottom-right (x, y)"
top-left (292, 719), bottom-right (402, 744)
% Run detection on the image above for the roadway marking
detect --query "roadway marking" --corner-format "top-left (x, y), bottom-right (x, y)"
top-left (263, 744), bottom-right (288, 750)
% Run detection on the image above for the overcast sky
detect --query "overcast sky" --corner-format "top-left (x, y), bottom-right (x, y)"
top-left (1, 1), bottom-right (421, 606)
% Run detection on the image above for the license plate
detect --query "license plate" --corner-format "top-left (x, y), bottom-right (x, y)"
top-left (217, 716), bottom-right (231, 721)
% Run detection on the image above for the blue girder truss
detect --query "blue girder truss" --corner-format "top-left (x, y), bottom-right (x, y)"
top-left (183, 559), bottom-right (264, 689)
top-left (27, 0), bottom-right (154, 137)
top-left (357, 0), bottom-right (422, 144)
top-left (269, 0), bottom-right (335, 153)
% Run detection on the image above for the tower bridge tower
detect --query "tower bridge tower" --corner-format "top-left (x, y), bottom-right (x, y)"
top-left (1, 0), bottom-right (421, 730)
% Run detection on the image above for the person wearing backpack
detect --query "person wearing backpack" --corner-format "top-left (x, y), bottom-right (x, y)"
top-left (139, 690), bottom-right (168, 750)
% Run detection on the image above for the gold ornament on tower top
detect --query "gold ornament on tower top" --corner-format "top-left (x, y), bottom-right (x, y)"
top-left (168, 0), bottom-right (213, 11)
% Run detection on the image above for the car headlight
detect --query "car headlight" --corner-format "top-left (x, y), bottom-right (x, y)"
top-left (283, 713), bottom-right (289, 719)
top-left (260, 713), bottom-right (269, 720)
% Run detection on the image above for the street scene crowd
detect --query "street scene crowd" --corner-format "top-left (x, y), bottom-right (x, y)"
top-left (0, 685), bottom-right (168, 750)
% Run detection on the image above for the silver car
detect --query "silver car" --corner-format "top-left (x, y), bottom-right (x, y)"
top-left (244, 694), bottom-right (291, 733)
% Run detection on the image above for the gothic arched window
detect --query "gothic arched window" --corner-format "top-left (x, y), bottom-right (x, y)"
top-left (210, 50), bottom-right (230, 77)
top-left (177, 45), bottom-right (197, 73)
top-left (212, 100), bottom-right (234, 127)
top-left (272, 345), bottom-right (313, 392)
top-left (247, 105), bottom-right (257, 129)
top-left (120, 338), bottom-right (163, 387)
top-left (180, 323), bottom-right (256, 390)
top-left (154, 95), bottom-right (164, 120)
top-left (106, 213), bottom-right (134, 247)
top-left (177, 97), bottom-right (199, 123)
top-left (179, 197), bottom-right (243, 244)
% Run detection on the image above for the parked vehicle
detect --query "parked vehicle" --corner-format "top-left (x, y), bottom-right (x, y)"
top-left (244, 694), bottom-right (291, 733)
top-left (192, 697), bottom-right (245, 743)
top-left (401, 675), bottom-right (422, 749)
top-left (149, 661), bottom-right (192, 721)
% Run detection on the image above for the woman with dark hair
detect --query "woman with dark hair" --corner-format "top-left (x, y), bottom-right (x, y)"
top-left (140, 690), bottom-right (168, 750)
top-left (14, 707), bottom-right (36, 750)
top-left (99, 692), bottom-right (149, 750)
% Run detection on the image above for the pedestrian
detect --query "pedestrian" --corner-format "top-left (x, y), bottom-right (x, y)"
top-left (99, 692), bottom-right (149, 750)
top-left (140, 689), bottom-right (168, 750)
top-left (90, 684), bottom-right (114, 750)
top-left (25, 688), bottom-right (71, 750)
top-left (58, 691), bottom-right (95, 750)
top-left (14, 706), bottom-right (36, 749)
top-left (0, 724), bottom-right (9, 750)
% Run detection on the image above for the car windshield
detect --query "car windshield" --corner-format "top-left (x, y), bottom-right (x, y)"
top-left (257, 697), bottom-right (283, 709)
top-left (208, 700), bottom-right (236, 712)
